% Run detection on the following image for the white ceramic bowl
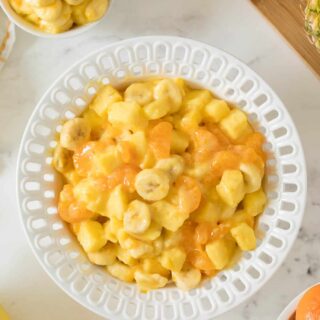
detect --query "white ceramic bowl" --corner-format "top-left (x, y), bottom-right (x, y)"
top-left (16, 36), bottom-right (307, 319)
top-left (0, 0), bottom-right (111, 38)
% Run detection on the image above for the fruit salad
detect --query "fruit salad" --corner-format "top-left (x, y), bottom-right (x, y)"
top-left (9, 0), bottom-right (109, 34)
top-left (53, 78), bottom-right (267, 292)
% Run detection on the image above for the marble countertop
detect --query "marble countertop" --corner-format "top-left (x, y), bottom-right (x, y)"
top-left (0, 0), bottom-right (319, 319)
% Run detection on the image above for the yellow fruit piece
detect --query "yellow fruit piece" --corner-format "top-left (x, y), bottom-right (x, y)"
top-left (143, 98), bottom-right (171, 120)
top-left (70, 222), bottom-right (81, 234)
top-left (152, 235), bottom-right (164, 256)
top-left (172, 268), bottom-right (202, 291)
top-left (159, 247), bottom-right (186, 272)
top-left (240, 163), bottom-right (263, 193)
top-left (0, 305), bottom-right (10, 320)
top-left (103, 218), bottom-right (123, 243)
top-left (87, 243), bottom-right (117, 266)
top-left (163, 229), bottom-right (183, 249)
top-left (85, 0), bottom-right (109, 22)
top-left (53, 144), bottom-right (73, 174)
top-left (171, 130), bottom-right (189, 154)
top-left (134, 271), bottom-right (168, 292)
top-left (216, 170), bottom-right (245, 208)
top-left (174, 78), bottom-right (188, 97)
top-left (151, 201), bottom-right (189, 232)
top-left (141, 258), bottom-right (170, 277)
top-left (243, 188), bottom-right (267, 216)
top-left (107, 184), bottom-right (128, 220)
top-left (73, 178), bottom-right (108, 215)
top-left (219, 109), bottom-right (251, 141)
top-left (82, 108), bottom-right (105, 137)
top-left (230, 222), bottom-right (256, 251)
top-left (182, 89), bottom-right (212, 113)
top-left (78, 220), bottom-right (106, 253)
top-left (89, 85), bottom-right (122, 118)
top-left (92, 145), bottom-right (122, 176)
top-left (107, 261), bottom-right (135, 282)
top-left (190, 200), bottom-right (221, 224)
top-left (204, 99), bottom-right (230, 122)
top-left (123, 131), bottom-right (147, 164)
top-left (185, 161), bottom-right (211, 180)
top-left (180, 110), bottom-right (202, 131)
top-left (140, 149), bottom-right (156, 169)
top-left (124, 82), bottom-right (154, 106)
top-left (206, 238), bottom-right (235, 270)
top-left (129, 221), bottom-right (162, 242)
top-left (64, 170), bottom-right (82, 186)
top-left (125, 238), bottom-right (154, 259)
top-left (117, 247), bottom-right (138, 266)
top-left (108, 101), bottom-right (148, 132)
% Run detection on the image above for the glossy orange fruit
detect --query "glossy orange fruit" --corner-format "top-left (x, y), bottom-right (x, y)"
top-left (296, 285), bottom-right (320, 320)
top-left (149, 121), bottom-right (173, 159)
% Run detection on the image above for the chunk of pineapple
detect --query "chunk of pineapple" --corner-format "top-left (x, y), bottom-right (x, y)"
top-left (159, 247), bottom-right (186, 272)
top-left (134, 271), bottom-right (168, 292)
top-left (64, 170), bottom-right (82, 186)
top-left (108, 101), bottom-right (148, 132)
top-left (107, 261), bottom-right (135, 282)
top-left (106, 184), bottom-right (128, 220)
top-left (216, 170), bottom-right (245, 208)
top-left (243, 188), bottom-right (267, 216)
top-left (190, 200), bottom-right (221, 224)
top-left (116, 247), bottom-right (138, 266)
top-left (103, 218), bottom-right (123, 243)
top-left (230, 222), bottom-right (256, 251)
top-left (140, 149), bottom-right (156, 169)
top-left (87, 243), bottom-right (117, 266)
top-left (77, 220), bottom-right (106, 253)
top-left (163, 229), bottom-right (183, 249)
top-left (182, 89), bottom-right (212, 112)
top-left (125, 238), bottom-right (154, 259)
top-left (143, 98), bottom-right (171, 120)
top-left (151, 201), bottom-right (189, 232)
top-left (171, 130), bottom-right (189, 154)
top-left (89, 85), bottom-right (122, 118)
top-left (206, 238), bottom-right (235, 270)
top-left (240, 162), bottom-right (263, 193)
top-left (180, 110), bottom-right (202, 131)
top-left (204, 99), bottom-right (230, 123)
top-left (219, 109), bottom-right (251, 140)
top-left (141, 258), bottom-right (170, 277)
top-left (122, 131), bottom-right (147, 164)
top-left (92, 145), bottom-right (122, 176)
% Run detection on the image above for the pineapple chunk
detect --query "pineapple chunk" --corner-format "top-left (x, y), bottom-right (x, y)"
top-left (151, 201), bottom-right (189, 232)
top-left (190, 200), bottom-right (221, 224)
top-left (171, 130), bottom-right (189, 154)
top-left (159, 247), bottom-right (186, 272)
top-left (206, 238), bottom-right (235, 270)
top-left (163, 229), bottom-right (183, 249)
top-left (140, 149), bottom-right (156, 169)
top-left (107, 261), bottom-right (135, 282)
top-left (129, 221), bottom-right (162, 242)
top-left (123, 131), bottom-right (147, 164)
top-left (125, 238), bottom-right (154, 259)
top-left (219, 109), bottom-right (250, 140)
top-left (89, 85), bottom-right (122, 118)
top-left (243, 188), bottom-right (267, 216)
top-left (103, 218), bottom-right (123, 243)
top-left (117, 247), bottom-right (138, 266)
top-left (64, 170), bottom-right (82, 186)
top-left (87, 243), bottom-right (117, 266)
top-left (106, 184), bottom-right (128, 220)
top-left (92, 145), bottom-right (122, 176)
top-left (142, 258), bottom-right (170, 277)
top-left (180, 110), bottom-right (202, 131)
top-left (216, 170), bottom-right (245, 208)
top-left (134, 271), bottom-right (168, 292)
top-left (240, 163), bottom-right (263, 193)
top-left (230, 222), bottom-right (256, 251)
top-left (152, 236), bottom-right (164, 256)
top-left (108, 101), bottom-right (148, 132)
top-left (78, 220), bottom-right (106, 253)
top-left (143, 98), bottom-right (171, 120)
top-left (73, 178), bottom-right (108, 215)
top-left (204, 99), bottom-right (230, 122)
top-left (182, 89), bottom-right (212, 112)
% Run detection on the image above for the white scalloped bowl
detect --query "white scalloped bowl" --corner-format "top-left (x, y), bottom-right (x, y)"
top-left (16, 36), bottom-right (307, 319)
top-left (0, 0), bottom-right (112, 38)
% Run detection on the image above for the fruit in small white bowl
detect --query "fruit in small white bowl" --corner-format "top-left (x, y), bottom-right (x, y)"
top-left (16, 36), bottom-right (307, 319)
top-left (0, 0), bottom-right (111, 38)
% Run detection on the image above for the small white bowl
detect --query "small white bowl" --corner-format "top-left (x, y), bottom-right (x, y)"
top-left (0, 0), bottom-right (111, 38)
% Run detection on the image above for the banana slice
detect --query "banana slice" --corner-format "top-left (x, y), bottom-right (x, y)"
top-left (25, 0), bottom-right (55, 8)
top-left (239, 162), bottom-right (263, 193)
top-left (124, 200), bottom-right (151, 234)
top-left (53, 144), bottom-right (73, 173)
top-left (135, 169), bottom-right (170, 201)
top-left (60, 118), bottom-right (91, 151)
top-left (154, 79), bottom-right (182, 113)
top-left (172, 268), bottom-right (201, 290)
top-left (155, 155), bottom-right (185, 182)
top-left (134, 271), bottom-right (168, 292)
top-left (143, 98), bottom-right (170, 120)
top-left (124, 83), bottom-right (154, 106)
top-left (65, 0), bottom-right (85, 5)
top-left (34, 0), bottom-right (62, 21)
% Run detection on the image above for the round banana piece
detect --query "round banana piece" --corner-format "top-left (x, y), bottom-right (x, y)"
top-left (25, 0), bottom-right (56, 8)
top-left (60, 118), bottom-right (91, 151)
top-left (124, 83), bottom-right (153, 106)
top-left (53, 143), bottom-right (73, 173)
top-left (154, 79), bottom-right (182, 113)
top-left (155, 155), bottom-right (185, 182)
top-left (172, 268), bottom-right (201, 290)
top-left (85, 0), bottom-right (109, 22)
top-left (124, 200), bottom-right (151, 234)
top-left (135, 168), bottom-right (170, 201)
top-left (34, 0), bottom-right (62, 21)
top-left (239, 162), bottom-right (263, 193)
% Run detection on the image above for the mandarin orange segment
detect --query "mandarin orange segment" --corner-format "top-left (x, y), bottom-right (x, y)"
top-left (195, 223), bottom-right (214, 245)
top-left (107, 164), bottom-right (140, 192)
top-left (188, 249), bottom-right (215, 271)
top-left (149, 121), bottom-right (173, 159)
top-left (211, 150), bottom-right (239, 178)
top-left (296, 285), bottom-right (320, 320)
top-left (118, 141), bottom-right (138, 164)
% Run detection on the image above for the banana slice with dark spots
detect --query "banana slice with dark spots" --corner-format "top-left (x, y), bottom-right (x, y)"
top-left (155, 155), bottom-right (185, 182)
top-left (124, 200), bottom-right (151, 234)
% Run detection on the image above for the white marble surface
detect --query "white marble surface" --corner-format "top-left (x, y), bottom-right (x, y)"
top-left (0, 0), bottom-right (319, 319)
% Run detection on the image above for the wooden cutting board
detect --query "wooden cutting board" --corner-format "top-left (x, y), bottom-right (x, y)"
top-left (251, 0), bottom-right (320, 78)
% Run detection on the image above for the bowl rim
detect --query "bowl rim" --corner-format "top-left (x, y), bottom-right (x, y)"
top-left (0, 0), bottom-right (112, 38)
top-left (16, 36), bottom-right (308, 319)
